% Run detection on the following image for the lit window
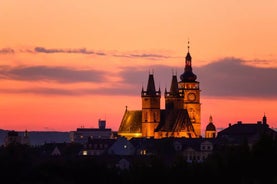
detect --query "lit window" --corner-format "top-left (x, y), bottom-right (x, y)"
top-left (83, 150), bottom-right (88, 156)
top-left (140, 149), bottom-right (147, 155)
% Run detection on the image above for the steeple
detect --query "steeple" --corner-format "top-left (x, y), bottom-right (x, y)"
top-left (180, 41), bottom-right (197, 82)
top-left (142, 73), bottom-right (161, 97)
top-left (165, 73), bottom-right (183, 110)
top-left (169, 74), bottom-right (179, 96)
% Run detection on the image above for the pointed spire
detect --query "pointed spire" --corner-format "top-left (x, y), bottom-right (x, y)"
top-left (186, 40), bottom-right (192, 61)
top-left (180, 40), bottom-right (197, 82)
top-left (209, 115), bottom-right (213, 123)
top-left (141, 73), bottom-right (160, 97)
top-left (146, 74), bottom-right (156, 95)
top-left (169, 75), bottom-right (179, 96)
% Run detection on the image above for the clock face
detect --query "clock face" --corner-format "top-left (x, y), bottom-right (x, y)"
top-left (188, 93), bottom-right (196, 101)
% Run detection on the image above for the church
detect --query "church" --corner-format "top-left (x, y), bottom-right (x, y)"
top-left (118, 46), bottom-right (202, 139)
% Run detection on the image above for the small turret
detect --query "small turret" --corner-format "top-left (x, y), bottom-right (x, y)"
top-left (205, 115), bottom-right (217, 138)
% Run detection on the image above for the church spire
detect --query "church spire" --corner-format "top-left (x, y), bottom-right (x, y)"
top-left (180, 41), bottom-right (197, 82)
top-left (142, 72), bottom-right (161, 97)
top-left (169, 74), bottom-right (179, 96)
top-left (186, 40), bottom-right (192, 61)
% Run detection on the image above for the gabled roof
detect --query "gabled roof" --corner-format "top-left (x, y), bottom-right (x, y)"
top-left (118, 108), bottom-right (195, 136)
top-left (51, 146), bottom-right (61, 156)
top-left (156, 109), bottom-right (194, 133)
top-left (118, 110), bottom-right (142, 133)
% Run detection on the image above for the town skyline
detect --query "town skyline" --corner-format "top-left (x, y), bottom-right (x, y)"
top-left (0, 0), bottom-right (276, 132)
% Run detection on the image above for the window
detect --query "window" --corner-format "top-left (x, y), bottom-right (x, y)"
top-left (82, 150), bottom-right (88, 156)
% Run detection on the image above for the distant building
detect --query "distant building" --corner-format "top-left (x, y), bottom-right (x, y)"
top-left (70, 119), bottom-right (115, 144)
top-left (108, 136), bottom-right (136, 156)
top-left (216, 115), bottom-right (277, 148)
top-left (4, 130), bottom-right (30, 146)
top-left (118, 45), bottom-right (201, 139)
top-left (21, 130), bottom-right (30, 145)
top-left (174, 138), bottom-right (214, 163)
top-left (79, 138), bottom-right (115, 156)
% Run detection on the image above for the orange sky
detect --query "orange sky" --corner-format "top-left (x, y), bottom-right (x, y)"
top-left (0, 0), bottom-right (277, 135)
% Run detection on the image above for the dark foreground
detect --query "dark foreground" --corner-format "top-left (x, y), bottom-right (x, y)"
top-left (0, 135), bottom-right (276, 184)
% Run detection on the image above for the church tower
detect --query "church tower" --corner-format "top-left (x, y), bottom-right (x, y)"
top-left (178, 43), bottom-right (201, 137)
top-left (141, 73), bottom-right (161, 138)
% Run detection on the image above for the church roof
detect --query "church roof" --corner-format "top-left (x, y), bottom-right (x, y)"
top-left (156, 109), bottom-right (194, 133)
top-left (118, 109), bottom-right (195, 135)
top-left (205, 115), bottom-right (216, 131)
top-left (206, 122), bottom-right (216, 131)
top-left (118, 110), bottom-right (142, 133)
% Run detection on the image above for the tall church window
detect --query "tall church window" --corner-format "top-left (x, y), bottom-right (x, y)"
top-left (144, 112), bottom-right (147, 122)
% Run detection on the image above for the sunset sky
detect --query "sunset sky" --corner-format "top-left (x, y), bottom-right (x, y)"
top-left (0, 0), bottom-right (276, 135)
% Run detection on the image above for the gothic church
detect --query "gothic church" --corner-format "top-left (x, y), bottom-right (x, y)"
top-left (118, 46), bottom-right (201, 139)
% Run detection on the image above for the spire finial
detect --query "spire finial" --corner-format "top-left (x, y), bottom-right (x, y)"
top-left (187, 39), bottom-right (190, 52)
top-left (209, 115), bottom-right (213, 122)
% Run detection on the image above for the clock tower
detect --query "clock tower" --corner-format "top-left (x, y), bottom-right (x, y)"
top-left (178, 44), bottom-right (201, 137)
